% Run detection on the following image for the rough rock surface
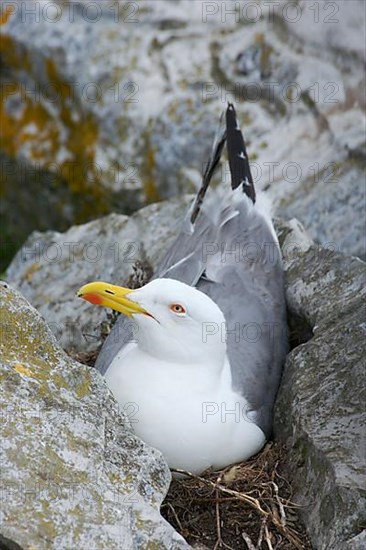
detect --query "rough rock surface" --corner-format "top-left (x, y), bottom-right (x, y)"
top-left (6, 199), bottom-right (366, 549)
top-left (0, 282), bottom-right (189, 549)
top-left (274, 220), bottom-right (366, 550)
top-left (1, 0), bottom-right (365, 268)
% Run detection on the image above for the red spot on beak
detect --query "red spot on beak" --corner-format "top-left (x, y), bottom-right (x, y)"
top-left (82, 293), bottom-right (103, 305)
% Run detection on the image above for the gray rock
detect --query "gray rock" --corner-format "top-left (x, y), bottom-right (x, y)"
top-left (6, 196), bottom-right (192, 352)
top-left (1, 0), bottom-right (365, 269)
top-left (274, 219), bottom-right (366, 550)
top-left (344, 530), bottom-right (366, 550)
top-left (0, 281), bottom-right (189, 549)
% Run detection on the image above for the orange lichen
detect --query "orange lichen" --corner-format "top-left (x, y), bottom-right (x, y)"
top-left (0, 4), bottom-right (16, 26)
top-left (0, 33), bottom-right (32, 71)
top-left (144, 144), bottom-right (160, 203)
top-left (0, 36), bottom-right (110, 222)
top-left (0, 81), bottom-right (60, 160)
top-left (45, 59), bottom-right (101, 199)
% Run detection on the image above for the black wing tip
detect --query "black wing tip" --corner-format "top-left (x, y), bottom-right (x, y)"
top-left (190, 112), bottom-right (227, 224)
top-left (191, 103), bottom-right (256, 225)
top-left (226, 102), bottom-right (256, 203)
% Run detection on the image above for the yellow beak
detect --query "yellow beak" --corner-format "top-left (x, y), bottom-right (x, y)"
top-left (76, 281), bottom-right (148, 317)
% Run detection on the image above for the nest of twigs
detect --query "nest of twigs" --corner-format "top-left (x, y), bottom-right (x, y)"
top-left (161, 442), bottom-right (312, 550)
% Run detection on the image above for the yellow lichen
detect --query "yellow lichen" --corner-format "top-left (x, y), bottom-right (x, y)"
top-left (74, 373), bottom-right (91, 399)
top-left (13, 362), bottom-right (35, 378)
top-left (24, 262), bottom-right (41, 283)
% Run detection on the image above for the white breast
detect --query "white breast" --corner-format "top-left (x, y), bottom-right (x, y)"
top-left (105, 344), bottom-right (266, 474)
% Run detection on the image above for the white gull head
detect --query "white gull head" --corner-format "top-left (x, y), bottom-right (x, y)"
top-left (128, 278), bottom-right (227, 369)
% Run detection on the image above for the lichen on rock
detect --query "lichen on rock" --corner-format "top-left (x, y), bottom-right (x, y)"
top-left (0, 281), bottom-right (189, 549)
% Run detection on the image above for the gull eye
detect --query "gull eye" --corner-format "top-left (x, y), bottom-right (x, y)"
top-left (170, 303), bottom-right (186, 315)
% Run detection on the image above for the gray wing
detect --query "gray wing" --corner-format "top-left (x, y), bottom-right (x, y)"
top-left (96, 104), bottom-right (288, 436)
top-left (197, 197), bottom-right (287, 436)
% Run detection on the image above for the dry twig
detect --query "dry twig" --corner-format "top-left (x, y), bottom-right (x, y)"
top-left (242, 530), bottom-right (257, 550)
top-left (170, 466), bottom-right (305, 550)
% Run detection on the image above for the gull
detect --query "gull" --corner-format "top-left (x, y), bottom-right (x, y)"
top-left (77, 104), bottom-right (288, 474)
